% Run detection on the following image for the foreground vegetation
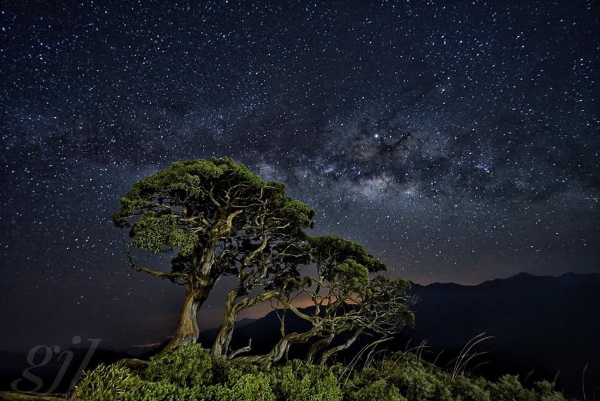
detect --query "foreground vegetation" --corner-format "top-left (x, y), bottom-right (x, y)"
top-left (68, 344), bottom-right (568, 401)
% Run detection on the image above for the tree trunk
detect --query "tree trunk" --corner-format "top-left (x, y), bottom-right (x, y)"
top-left (211, 289), bottom-right (238, 357)
top-left (239, 329), bottom-right (318, 363)
top-left (306, 334), bottom-right (334, 364)
top-left (162, 244), bottom-right (216, 353)
top-left (239, 338), bottom-right (290, 363)
top-left (211, 315), bottom-right (236, 357)
top-left (212, 290), bottom-right (280, 357)
top-left (319, 328), bottom-right (363, 365)
top-left (162, 285), bottom-right (209, 353)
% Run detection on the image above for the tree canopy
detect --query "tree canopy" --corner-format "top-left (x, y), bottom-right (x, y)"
top-left (113, 157), bottom-right (314, 350)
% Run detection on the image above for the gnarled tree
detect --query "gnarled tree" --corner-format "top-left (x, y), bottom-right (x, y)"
top-left (112, 157), bottom-right (314, 351)
top-left (210, 221), bottom-right (311, 357)
top-left (238, 235), bottom-right (415, 364)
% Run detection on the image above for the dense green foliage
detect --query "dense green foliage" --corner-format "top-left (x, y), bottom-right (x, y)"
top-left (308, 235), bottom-right (386, 276)
top-left (70, 345), bottom-right (340, 401)
top-left (69, 345), bottom-right (568, 401)
top-left (342, 353), bottom-right (567, 401)
top-left (144, 344), bottom-right (213, 388)
top-left (112, 157), bottom-right (314, 260)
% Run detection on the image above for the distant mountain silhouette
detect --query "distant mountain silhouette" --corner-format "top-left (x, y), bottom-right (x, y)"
top-left (406, 272), bottom-right (600, 397)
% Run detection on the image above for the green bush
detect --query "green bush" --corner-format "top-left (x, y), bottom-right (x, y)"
top-left (211, 354), bottom-right (261, 383)
top-left (487, 374), bottom-right (537, 401)
top-left (350, 378), bottom-right (406, 401)
top-left (100, 378), bottom-right (206, 401)
top-left (145, 343), bottom-right (213, 388)
top-left (446, 374), bottom-right (490, 401)
top-left (69, 362), bottom-right (135, 400)
top-left (208, 372), bottom-right (276, 401)
top-left (69, 345), bottom-right (568, 401)
top-left (272, 360), bottom-right (342, 401)
top-left (532, 380), bottom-right (568, 401)
top-left (343, 352), bottom-right (565, 401)
top-left (70, 364), bottom-right (208, 401)
top-left (381, 355), bottom-right (448, 401)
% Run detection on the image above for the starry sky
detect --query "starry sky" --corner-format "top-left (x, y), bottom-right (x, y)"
top-left (0, 0), bottom-right (598, 352)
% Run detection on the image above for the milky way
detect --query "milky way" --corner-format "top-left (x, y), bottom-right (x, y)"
top-left (0, 1), bottom-right (598, 350)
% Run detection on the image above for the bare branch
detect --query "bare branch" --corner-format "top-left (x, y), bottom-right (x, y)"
top-left (125, 246), bottom-right (188, 280)
top-left (229, 339), bottom-right (252, 359)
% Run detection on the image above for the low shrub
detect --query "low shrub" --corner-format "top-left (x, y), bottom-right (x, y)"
top-left (69, 345), bottom-right (568, 401)
top-left (145, 343), bottom-right (213, 388)
top-left (271, 360), bottom-right (342, 401)
top-left (69, 362), bottom-right (135, 400)
top-left (350, 378), bottom-right (406, 401)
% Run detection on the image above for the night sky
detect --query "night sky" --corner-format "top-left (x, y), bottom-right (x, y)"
top-left (0, 1), bottom-right (598, 352)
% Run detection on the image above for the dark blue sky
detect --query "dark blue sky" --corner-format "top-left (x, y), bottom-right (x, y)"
top-left (0, 0), bottom-right (598, 351)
